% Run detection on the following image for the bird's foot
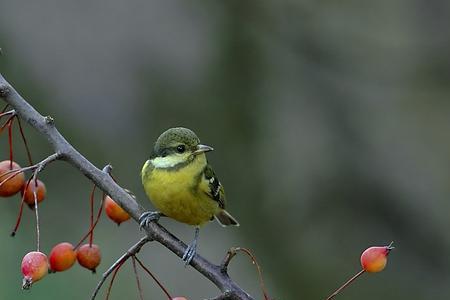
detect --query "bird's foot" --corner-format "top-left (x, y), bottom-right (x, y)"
top-left (139, 211), bottom-right (162, 230)
top-left (182, 227), bottom-right (200, 266)
top-left (182, 239), bottom-right (197, 266)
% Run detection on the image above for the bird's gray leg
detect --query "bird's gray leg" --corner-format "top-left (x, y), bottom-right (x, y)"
top-left (139, 211), bottom-right (164, 229)
top-left (182, 227), bottom-right (200, 265)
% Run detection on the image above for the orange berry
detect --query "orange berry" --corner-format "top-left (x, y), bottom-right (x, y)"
top-left (0, 160), bottom-right (25, 197)
top-left (360, 243), bottom-right (394, 273)
top-left (49, 242), bottom-right (76, 272)
top-left (21, 251), bottom-right (48, 289)
top-left (104, 195), bottom-right (130, 225)
top-left (22, 179), bottom-right (46, 207)
top-left (77, 244), bottom-right (101, 273)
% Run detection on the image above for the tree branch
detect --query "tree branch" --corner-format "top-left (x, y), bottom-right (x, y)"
top-left (0, 73), bottom-right (253, 300)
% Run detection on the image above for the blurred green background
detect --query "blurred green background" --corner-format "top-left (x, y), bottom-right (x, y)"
top-left (1, 1), bottom-right (450, 299)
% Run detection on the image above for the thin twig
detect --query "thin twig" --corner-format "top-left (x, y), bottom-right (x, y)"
top-left (0, 109), bottom-right (15, 118)
top-left (0, 168), bottom-right (25, 187)
top-left (134, 256), bottom-right (172, 299)
top-left (105, 259), bottom-right (126, 300)
top-left (325, 269), bottom-right (365, 300)
top-left (221, 247), bottom-right (270, 300)
top-left (0, 164), bottom-right (34, 181)
top-left (28, 154), bottom-right (59, 251)
top-left (31, 173), bottom-right (40, 251)
top-left (8, 117), bottom-right (13, 166)
top-left (89, 185), bottom-right (96, 247)
top-left (90, 237), bottom-right (151, 300)
top-left (74, 194), bottom-right (104, 250)
top-left (0, 153), bottom-right (59, 185)
top-left (33, 153), bottom-right (61, 173)
top-left (16, 117), bottom-right (33, 165)
top-left (102, 164), bottom-right (113, 176)
top-left (1, 103), bottom-right (10, 113)
top-left (74, 165), bottom-right (112, 250)
top-left (11, 177), bottom-right (32, 236)
top-left (132, 256), bottom-right (145, 300)
top-left (9, 154), bottom-right (60, 248)
top-left (0, 114), bottom-right (14, 135)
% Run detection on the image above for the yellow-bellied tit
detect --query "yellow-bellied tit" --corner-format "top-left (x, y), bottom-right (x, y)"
top-left (140, 127), bottom-right (239, 264)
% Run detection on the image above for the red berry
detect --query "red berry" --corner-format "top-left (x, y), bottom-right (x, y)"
top-left (104, 195), bottom-right (130, 225)
top-left (21, 251), bottom-right (48, 289)
top-left (0, 160), bottom-right (25, 197)
top-left (77, 244), bottom-right (101, 273)
top-left (49, 242), bottom-right (76, 272)
top-left (22, 179), bottom-right (46, 207)
top-left (360, 243), bottom-right (394, 273)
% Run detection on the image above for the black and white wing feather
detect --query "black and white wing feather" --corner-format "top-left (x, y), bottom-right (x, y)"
top-left (203, 164), bottom-right (225, 209)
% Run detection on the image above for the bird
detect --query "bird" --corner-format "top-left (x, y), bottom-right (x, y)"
top-left (140, 127), bottom-right (239, 265)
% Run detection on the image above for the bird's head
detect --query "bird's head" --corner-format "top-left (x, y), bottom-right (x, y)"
top-left (150, 127), bottom-right (213, 169)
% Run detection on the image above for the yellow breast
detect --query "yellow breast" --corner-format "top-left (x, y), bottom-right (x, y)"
top-left (141, 155), bottom-right (219, 226)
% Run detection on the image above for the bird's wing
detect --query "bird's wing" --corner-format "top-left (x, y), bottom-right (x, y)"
top-left (203, 164), bottom-right (226, 209)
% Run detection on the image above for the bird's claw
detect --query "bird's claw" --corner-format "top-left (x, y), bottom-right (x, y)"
top-left (139, 211), bottom-right (162, 230)
top-left (182, 239), bottom-right (197, 266)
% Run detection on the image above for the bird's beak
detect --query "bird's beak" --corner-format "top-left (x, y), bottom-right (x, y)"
top-left (193, 144), bottom-right (214, 155)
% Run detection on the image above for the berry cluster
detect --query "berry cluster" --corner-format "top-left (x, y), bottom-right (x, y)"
top-left (0, 106), bottom-right (190, 299)
top-left (0, 107), bottom-right (133, 288)
top-left (20, 184), bottom-right (133, 288)
top-left (19, 191), bottom-right (131, 289)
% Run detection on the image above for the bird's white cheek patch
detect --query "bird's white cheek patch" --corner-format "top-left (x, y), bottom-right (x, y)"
top-left (151, 156), bottom-right (185, 168)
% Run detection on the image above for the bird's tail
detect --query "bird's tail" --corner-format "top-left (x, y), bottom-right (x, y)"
top-left (215, 210), bottom-right (240, 227)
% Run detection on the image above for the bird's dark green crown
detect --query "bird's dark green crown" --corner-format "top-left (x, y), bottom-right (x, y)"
top-left (151, 127), bottom-right (201, 158)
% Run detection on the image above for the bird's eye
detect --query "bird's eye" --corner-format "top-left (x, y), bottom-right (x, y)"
top-left (176, 145), bottom-right (186, 153)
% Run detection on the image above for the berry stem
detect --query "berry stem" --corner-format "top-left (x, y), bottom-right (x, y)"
top-left (0, 103), bottom-right (10, 113)
top-left (221, 247), bottom-right (270, 300)
top-left (134, 256), bottom-right (172, 299)
top-left (132, 256), bottom-right (145, 300)
top-left (32, 175), bottom-right (41, 252)
top-left (16, 117), bottom-right (33, 165)
top-left (325, 269), bottom-right (365, 300)
top-left (0, 114), bottom-right (15, 137)
top-left (105, 259), bottom-right (126, 300)
top-left (7, 118), bottom-right (13, 169)
top-left (0, 169), bottom-right (24, 187)
top-left (8, 154), bottom-right (61, 236)
top-left (74, 192), bottom-right (104, 250)
top-left (89, 185), bottom-right (96, 247)
top-left (11, 178), bottom-right (32, 236)
top-left (0, 155), bottom-right (58, 187)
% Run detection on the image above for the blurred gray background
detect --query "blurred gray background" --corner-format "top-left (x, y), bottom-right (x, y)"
top-left (1, 0), bottom-right (450, 299)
